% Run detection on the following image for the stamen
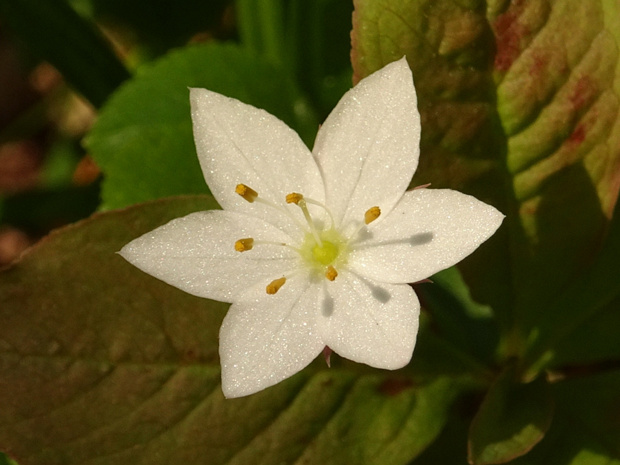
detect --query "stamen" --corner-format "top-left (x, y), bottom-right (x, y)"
top-left (236, 184), bottom-right (258, 203)
top-left (235, 184), bottom-right (307, 230)
top-left (364, 206), bottom-right (381, 224)
top-left (346, 205), bottom-right (383, 245)
top-left (287, 192), bottom-right (336, 229)
top-left (234, 238), bottom-right (254, 252)
top-left (266, 277), bottom-right (286, 295)
top-left (325, 265), bottom-right (338, 281)
top-left (286, 193), bottom-right (323, 247)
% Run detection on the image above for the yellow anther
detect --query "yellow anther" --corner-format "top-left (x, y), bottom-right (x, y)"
top-left (286, 192), bottom-right (304, 204)
top-left (364, 206), bottom-right (381, 224)
top-left (325, 266), bottom-right (338, 281)
top-left (234, 238), bottom-right (254, 252)
top-left (266, 277), bottom-right (287, 295)
top-left (236, 184), bottom-right (258, 203)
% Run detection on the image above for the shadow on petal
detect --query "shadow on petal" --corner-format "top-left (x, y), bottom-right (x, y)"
top-left (322, 292), bottom-right (335, 317)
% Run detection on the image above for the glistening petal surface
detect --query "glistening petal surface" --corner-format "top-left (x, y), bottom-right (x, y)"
top-left (219, 277), bottom-right (324, 398)
top-left (348, 189), bottom-right (505, 284)
top-left (312, 58), bottom-right (421, 232)
top-left (119, 210), bottom-right (296, 303)
top-left (317, 272), bottom-right (420, 369)
top-left (190, 88), bottom-right (325, 238)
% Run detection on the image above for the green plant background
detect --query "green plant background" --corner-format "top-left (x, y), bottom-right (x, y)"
top-left (1, 0), bottom-right (619, 464)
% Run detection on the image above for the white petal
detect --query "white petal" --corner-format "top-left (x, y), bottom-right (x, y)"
top-left (190, 88), bottom-right (325, 238)
top-left (348, 189), bottom-right (505, 284)
top-left (312, 58), bottom-right (421, 231)
top-left (219, 277), bottom-right (324, 398)
top-left (317, 272), bottom-right (419, 369)
top-left (119, 210), bottom-right (297, 303)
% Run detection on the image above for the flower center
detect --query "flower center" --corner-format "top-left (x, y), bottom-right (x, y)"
top-left (233, 184), bottom-right (381, 293)
top-left (298, 228), bottom-right (346, 272)
top-left (313, 240), bottom-right (339, 266)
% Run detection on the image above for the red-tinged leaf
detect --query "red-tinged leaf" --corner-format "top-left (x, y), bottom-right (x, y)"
top-left (352, 0), bottom-right (620, 366)
top-left (0, 196), bottom-right (461, 465)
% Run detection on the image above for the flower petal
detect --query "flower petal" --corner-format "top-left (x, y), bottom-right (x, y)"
top-left (317, 272), bottom-right (419, 369)
top-left (348, 189), bottom-right (505, 284)
top-left (219, 277), bottom-right (324, 398)
top-left (312, 57), bottom-right (421, 231)
top-left (120, 210), bottom-right (297, 303)
top-left (190, 88), bottom-right (325, 237)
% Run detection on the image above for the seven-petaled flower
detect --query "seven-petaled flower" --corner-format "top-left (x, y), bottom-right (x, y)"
top-left (120, 58), bottom-right (504, 398)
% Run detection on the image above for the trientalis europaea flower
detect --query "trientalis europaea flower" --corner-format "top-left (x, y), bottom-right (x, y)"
top-left (120, 58), bottom-right (504, 398)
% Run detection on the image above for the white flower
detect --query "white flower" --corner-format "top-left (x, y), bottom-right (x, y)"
top-left (120, 58), bottom-right (504, 398)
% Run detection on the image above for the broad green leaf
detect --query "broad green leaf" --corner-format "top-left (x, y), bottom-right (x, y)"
top-left (352, 0), bottom-right (620, 365)
top-left (468, 367), bottom-right (554, 465)
top-left (85, 42), bottom-right (319, 210)
top-left (0, 196), bottom-right (460, 465)
top-left (0, 0), bottom-right (130, 108)
top-left (511, 370), bottom-right (620, 465)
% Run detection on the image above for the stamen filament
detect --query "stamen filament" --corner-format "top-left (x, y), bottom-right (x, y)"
top-left (298, 199), bottom-right (323, 247)
top-left (304, 198), bottom-right (335, 229)
top-left (266, 277), bottom-right (286, 295)
top-left (287, 193), bottom-right (323, 247)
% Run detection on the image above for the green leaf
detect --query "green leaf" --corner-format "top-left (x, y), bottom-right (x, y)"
top-left (352, 0), bottom-right (620, 366)
top-left (511, 370), bottom-right (620, 465)
top-left (0, 0), bottom-right (130, 107)
top-left (468, 367), bottom-right (554, 465)
top-left (0, 196), bottom-right (460, 465)
top-left (85, 42), bottom-right (319, 210)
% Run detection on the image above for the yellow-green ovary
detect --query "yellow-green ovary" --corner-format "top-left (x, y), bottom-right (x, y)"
top-left (299, 230), bottom-right (347, 270)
